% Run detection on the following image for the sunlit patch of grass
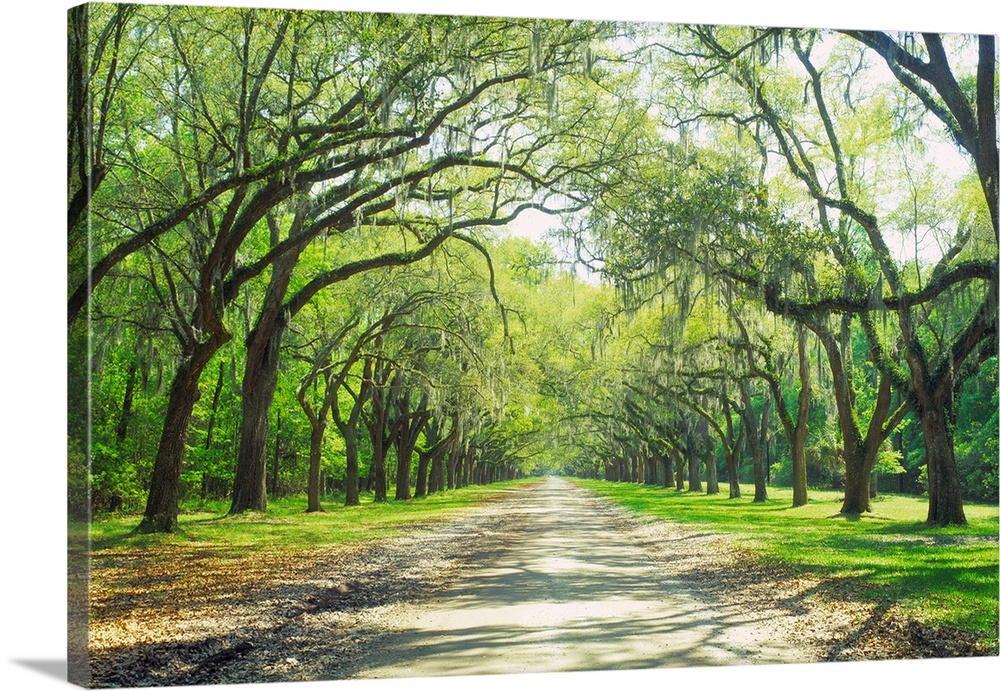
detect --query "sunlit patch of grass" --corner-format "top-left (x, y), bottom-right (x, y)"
top-left (574, 479), bottom-right (998, 644)
top-left (86, 479), bottom-right (538, 554)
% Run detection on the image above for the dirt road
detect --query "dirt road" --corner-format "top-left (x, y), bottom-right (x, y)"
top-left (90, 477), bottom-right (899, 687)
top-left (349, 476), bottom-right (815, 678)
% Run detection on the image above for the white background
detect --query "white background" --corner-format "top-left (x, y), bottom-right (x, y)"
top-left (1, 1), bottom-right (997, 690)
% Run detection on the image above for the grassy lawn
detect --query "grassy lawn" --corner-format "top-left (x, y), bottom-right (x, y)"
top-left (85, 479), bottom-right (537, 556)
top-left (573, 479), bottom-right (999, 644)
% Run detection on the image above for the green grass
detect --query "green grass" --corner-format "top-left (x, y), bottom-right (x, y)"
top-left (573, 479), bottom-right (999, 644)
top-left (86, 480), bottom-right (537, 555)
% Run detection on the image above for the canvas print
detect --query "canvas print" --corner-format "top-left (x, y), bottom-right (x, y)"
top-left (68, 1), bottom-right (999, 687)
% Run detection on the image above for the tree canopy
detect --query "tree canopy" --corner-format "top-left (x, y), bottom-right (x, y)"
top-left (69, 4), bottom-right (997, 531)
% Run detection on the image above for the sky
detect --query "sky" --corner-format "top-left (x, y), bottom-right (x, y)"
top-left (1, 2), bottom-right (998, 691)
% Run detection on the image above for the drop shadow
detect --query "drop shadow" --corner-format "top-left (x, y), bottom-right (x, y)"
top-left (12, 658), bottom-right (67, 681)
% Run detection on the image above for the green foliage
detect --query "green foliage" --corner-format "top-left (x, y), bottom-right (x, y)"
top-left (72, 8), bottom-right (995, 542)
top-left (874, 446), bottom-right (906, 475)
top-left (67, 438), bottom-right (90, 522)
top-left (954, 358), bottom-right (1000, 503)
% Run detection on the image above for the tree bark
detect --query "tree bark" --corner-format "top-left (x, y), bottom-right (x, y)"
top-left (644, 452), bottom-right (657, 485)
top-left (137, 339), bottom-right (223, 533)
top-left (662, 448), bottom-right (673, 488)
top-left (705, 450), bottom-right (719, 495)
top-left (739, 381), bottom-right (769, 503)
top-left (230, 231), bottom-right (301, 514)
top-left (306, 423), bottom-right (325, 512)
top-left (922, 402), bottom-right (967, 525)
top-left (687, 451), bottom-right (702, 492)
top-left (116, 356), bottom-right (138, 443)
top-left (415, 450), bottom-right (431, 498)
top-left (344, 433), bottom-right (360, 506)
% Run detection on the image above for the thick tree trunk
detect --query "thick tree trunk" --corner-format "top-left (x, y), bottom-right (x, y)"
top-left (739, 381), bottom-right (768, 503)
top-left (306, 424), bottom-right (325, 512)
top-left (415, 451), bottom-right (431, 498)
top-left (230, 322), bottom-right (283, 514)
top-left (138, 341), bottom-right (222, 533)
top-left (230, 221), bottom-right (302, 515)
top-left (644, 453), bottom-right (657, 485)
top-left (705, 451), bottom-right (719, 495)
top-left (922, 404), bottom-right (967, 526)
top-left (721, 396), bottom-right (741, 499)
top-left (838, 370), bottom-right (898, 515)
top-left (430, 453), bottom-right (444, 493)
top-left (791, 425), bottom-right (808, 507)
top-left (750, 451), bottom-right (768, 502)
top-left (687, 452), bottom-right (702, 492)
top-left (467, 448), bottom-right (477, 486)
top-left (661, 448), bottom-right (673, 487)
top-left (725, 452), bottom-right (741, 499)
top-left (840, 443), bottom-right (871, 514)
top-left (395, 448), bottom-right (413, 500)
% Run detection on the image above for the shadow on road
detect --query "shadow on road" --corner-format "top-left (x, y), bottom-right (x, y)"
top-left (350, 477), bottom-right (803, 678)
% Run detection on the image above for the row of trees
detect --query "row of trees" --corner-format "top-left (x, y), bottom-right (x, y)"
top-left (69, 6), bottom-right (627, 531)
top-left (552, 26), bottom-right (996, 525)
top-left (69, 7), bottom-right (996, 531)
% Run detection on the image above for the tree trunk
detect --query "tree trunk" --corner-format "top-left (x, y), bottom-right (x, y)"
top-left (344, 435), bottom-right (360, 506)
top-left (138, 340), bottom-right (222, 533)
top-left (395, 448), bottom-right (413, 500)
top-left (725, 450), bottom-right (741, 499)
top-left (229, 217), bottom-right (303, 515)
top-left (430, 453), bottom-right (444, 493)
top-left (306, 423), bottom-right (325, 512)
top-left (447, 444), bottom-right (458, 490)
top-left (644, 453), bottom-right (657, 485)
top-left (840, 442), bottom-right (871, 514)
top-left (415, 451), bottom-right (431, 498)
top-left (661, 447), bottom-right (673, 487)
top-left (842, 405), bottom-right (888, 515)
top-left (739, 381), bottom-right (768, 503)
top-left (705, 451), bottom-right (719, 495)
top-left (116, 356), bottom-right (138, 443)
top-left (230, 321), bottom-right (284, 514)
top-left (922, 403), bottom-right (967, 526)
top-left (687, 452), bottom-right (702, 492)
top-left (721, 395), bottom-right (742, 499)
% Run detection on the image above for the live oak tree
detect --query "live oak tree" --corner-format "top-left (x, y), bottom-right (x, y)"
top-left (225, 14), bottom-right (621, 516)
top-left (70, 6), bottom-right (617, 530)
top-left (583, 25), bottom-right (996, 523)
top-left (685, 27), bottom-right (996, 523)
